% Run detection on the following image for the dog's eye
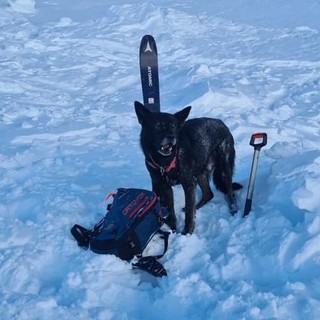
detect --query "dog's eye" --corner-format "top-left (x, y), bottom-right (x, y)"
top-left (154, 122), bottom-right (176, 130)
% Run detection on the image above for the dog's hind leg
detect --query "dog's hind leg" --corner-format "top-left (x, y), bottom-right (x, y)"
top-left (225, 181), bottom-right (237, 214)
top-left (214, 168), bottom-right (237, 213)
top-left (213, 142), bottom-right (238, 213)
top-left (196, 173), bottom-right (214, 209)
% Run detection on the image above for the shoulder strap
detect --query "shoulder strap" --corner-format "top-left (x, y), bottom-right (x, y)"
top-left (132, 256), bottom-right (167, 277)
top-left (70, 224), bottom-right (92, 249)
top-left (132, 229), bottom-right (170, 277)
top-left (153, 229), bottom-right (170, 259)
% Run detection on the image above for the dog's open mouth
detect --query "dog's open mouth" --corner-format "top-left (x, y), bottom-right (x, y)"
top-left (159, 143), bottom-right (174, 156)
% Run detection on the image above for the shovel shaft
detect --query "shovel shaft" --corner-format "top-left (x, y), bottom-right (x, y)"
top-left (243, 148), bottom-right (262, 217)
top-left (246, 149), bottom-right (260, 200)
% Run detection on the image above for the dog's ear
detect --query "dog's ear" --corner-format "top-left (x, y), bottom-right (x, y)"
top-left (174, 106), bottom-right (191, 125)
top-left (134, 101), bottom-right (151, 125)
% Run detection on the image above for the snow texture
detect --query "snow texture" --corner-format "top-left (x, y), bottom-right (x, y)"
top-left (1, 0), bottom-right (320, 319)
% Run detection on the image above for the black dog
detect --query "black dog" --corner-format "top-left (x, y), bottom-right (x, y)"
top-left (134, 101), bottom-right (242, 234)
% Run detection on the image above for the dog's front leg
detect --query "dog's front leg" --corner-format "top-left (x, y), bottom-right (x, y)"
top-left (182, 182), bottom-right (196, 235)
top-left (151, 179), bottom-right (176, 231)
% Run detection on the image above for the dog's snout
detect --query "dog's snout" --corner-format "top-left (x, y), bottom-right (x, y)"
top-left (158, 135), bottom-right (177, 156)
top-left (161, 135), bottom-right (176, 146)
top-left (166, 135), bottom-right (175, 144)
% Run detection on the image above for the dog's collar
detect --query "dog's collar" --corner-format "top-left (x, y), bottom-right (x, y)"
top-left (146, 153), bottom-right (177, 175)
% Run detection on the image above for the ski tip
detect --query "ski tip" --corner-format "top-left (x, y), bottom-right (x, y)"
top-left (141, 34), bottom-right (155, 42)
top-left (140, 34), bottom-right (158, 55)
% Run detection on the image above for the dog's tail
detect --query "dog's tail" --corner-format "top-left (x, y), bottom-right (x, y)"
top-left (212, 142), bottom-right (243, 194)
top-left (232, 182), bottom-right (243, 191)
top-left (213, 175), bottom-right (243, 194)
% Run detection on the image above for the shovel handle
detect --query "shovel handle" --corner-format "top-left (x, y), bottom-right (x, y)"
top-left (250, 133), bottom-right (267, 150)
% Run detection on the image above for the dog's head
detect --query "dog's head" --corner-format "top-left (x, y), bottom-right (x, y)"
top-left (134, 101), bottom-right (191, 156)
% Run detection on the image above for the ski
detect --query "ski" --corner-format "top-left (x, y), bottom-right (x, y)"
top-left (139, 35), bottom-right (160, 112)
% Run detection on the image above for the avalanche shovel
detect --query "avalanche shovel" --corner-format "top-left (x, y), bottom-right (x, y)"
top-left (243, 132), bottom-right (267, 216)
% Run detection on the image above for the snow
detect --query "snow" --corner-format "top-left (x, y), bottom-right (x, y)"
top-left (1, 0), bottom-right (320, 319)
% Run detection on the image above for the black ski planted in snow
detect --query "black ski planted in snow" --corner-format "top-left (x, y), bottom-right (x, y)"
top-left (139, 35), bottom-right (160, 112)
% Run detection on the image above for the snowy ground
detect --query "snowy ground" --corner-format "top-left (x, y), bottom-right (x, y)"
top-left (1, 0), bottom-right (320, 319)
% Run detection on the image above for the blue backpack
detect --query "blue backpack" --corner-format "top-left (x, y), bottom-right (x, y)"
top-left (71, 188), bottom-right (170, 277)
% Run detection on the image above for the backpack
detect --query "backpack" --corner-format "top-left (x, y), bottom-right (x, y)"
top-left (70, 188), bottom-right (170, 277)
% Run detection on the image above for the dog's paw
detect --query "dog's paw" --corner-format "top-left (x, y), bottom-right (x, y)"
top-left (181, 228), bottom-right (194, 235)
top-left (164, 216), bottom-right (177, 232)
top-left (182, 222), bottom-right (195, 235)
top-left (229, 203), bottom-right (238, 215)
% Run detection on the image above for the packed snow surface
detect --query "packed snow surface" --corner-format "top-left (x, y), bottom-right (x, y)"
top-left (1, 0), bottom-right (320, 319)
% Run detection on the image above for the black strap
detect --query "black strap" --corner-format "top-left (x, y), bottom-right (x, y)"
top-left (153, 229), bottom-right (170, 259)
top-left (132, 229), bottom-right (170, 277)
top-left (70, 224), bottom-right (92, 249)
top-left (132, 257), bottom-right (167, 277)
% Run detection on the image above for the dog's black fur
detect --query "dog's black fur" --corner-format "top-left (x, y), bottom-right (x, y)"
top-left (134, 101), bottom-right (242, 234)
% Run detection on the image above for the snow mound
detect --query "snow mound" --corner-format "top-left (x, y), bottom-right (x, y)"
top-left (9, 0), bottom-right (35, 14)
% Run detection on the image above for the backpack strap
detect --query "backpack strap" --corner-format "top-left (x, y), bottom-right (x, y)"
top-left (153, 229), bottom-right (170, 259)
top-left (70, 224), bottom-right (93, 249)
top-left (132, 256), bottom-right (167, 277)
top-left (132, 229), bottom-right (170, 277)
